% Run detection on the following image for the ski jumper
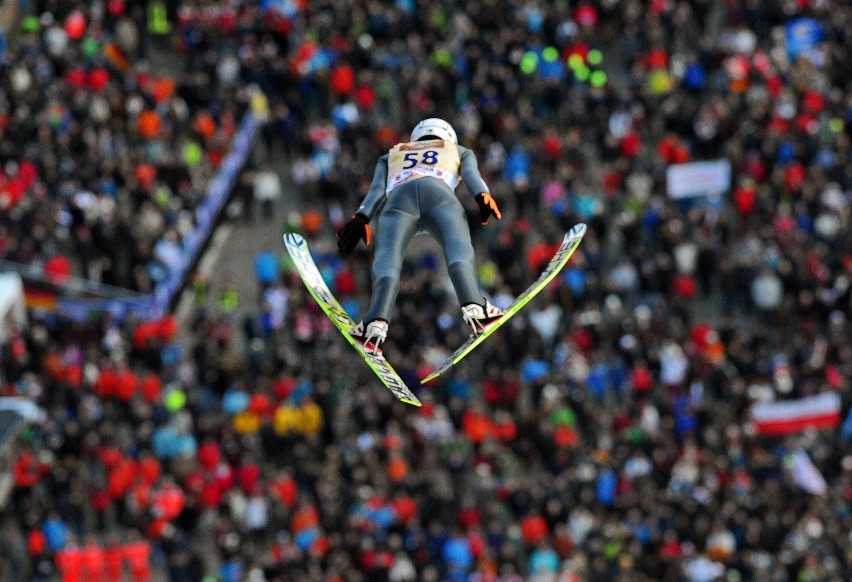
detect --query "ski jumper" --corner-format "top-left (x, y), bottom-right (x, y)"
top-left (356, 139), bottom-right (490, 323)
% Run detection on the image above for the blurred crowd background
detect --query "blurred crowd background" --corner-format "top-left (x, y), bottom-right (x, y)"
top-left (0, 0), bottom-right (849, 581)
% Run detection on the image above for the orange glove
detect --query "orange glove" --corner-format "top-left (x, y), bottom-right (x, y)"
top-left (475, 193), bottom-right (502, 224)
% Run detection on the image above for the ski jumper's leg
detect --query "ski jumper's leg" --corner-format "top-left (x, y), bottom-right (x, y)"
top-left (419, 178), bottom-right (483, 307)
top-left (363, 181), bottom-right (420, 323)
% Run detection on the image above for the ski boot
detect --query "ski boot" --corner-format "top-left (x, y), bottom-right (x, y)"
top-left (461, 300), bottom-right (505, 336)
top-left (348, 319), bottom-right (388, 354)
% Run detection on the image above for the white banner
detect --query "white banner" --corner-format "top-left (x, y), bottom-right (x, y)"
top-left (666, 159), bottom-right (732, 199)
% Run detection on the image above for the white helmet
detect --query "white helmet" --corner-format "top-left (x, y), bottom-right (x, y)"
top-left (410, 118), bottom-right (457, 144)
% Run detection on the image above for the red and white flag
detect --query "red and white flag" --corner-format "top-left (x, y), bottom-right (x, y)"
top-left (751, 392), bottom-right (841, 436)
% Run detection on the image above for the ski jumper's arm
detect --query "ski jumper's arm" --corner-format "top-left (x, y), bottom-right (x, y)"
top-left (458, 145), bottom-right (501, 223)
top-left (356, 154), bottom-right (390, 220)
top-left (456, 145), bottom-right (490, 197)
top-left (338, 155), bottom-right (388, 254)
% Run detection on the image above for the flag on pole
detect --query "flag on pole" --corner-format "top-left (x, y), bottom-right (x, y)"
top-left (751, 392), bottom-right (841, 436)
top-left (786, 449), bottom-right (827, 495)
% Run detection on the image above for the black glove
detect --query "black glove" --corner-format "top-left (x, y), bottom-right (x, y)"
top-left (337, 213), bottom-right (371, 255)
top-left (475, 192), bottom-right (502, 225)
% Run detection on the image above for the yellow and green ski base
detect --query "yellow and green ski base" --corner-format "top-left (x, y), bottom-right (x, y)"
top-left (284, 233), bottom-right (421, 406)
top-left (421, 223), bottom-right (587, 384)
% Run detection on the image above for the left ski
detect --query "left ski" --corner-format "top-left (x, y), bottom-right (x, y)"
top-left (284, 233), bottom-right (421, 406)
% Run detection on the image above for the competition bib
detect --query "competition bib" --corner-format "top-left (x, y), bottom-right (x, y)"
top-left (386, 139), bottom-right (461, 193)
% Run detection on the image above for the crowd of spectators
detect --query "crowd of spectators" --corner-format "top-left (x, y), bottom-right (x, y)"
top-left (0, 1), bottom-right (850, 582)
top-left (0, 0), bottom-right (246, 294)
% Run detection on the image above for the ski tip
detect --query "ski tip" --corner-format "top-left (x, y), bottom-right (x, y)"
top-left (402, 397), bottom-right (423, 407)
top-left (283, 232), bottom-right (306, 247)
